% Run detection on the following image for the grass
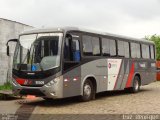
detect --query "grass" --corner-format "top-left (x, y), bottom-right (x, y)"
top-left (0, 82), bottom-right (12, 90)
top-left (0, 82), bottom-right (13, 100)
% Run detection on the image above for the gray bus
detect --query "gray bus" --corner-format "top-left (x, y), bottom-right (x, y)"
top-left (6, 27), bottom-right (156, 101)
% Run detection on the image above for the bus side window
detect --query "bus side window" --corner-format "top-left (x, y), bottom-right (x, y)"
top-left (150, 45), bottom-right (155, 59)
top-left (82, 35), bottom-right (93, 56)
top-left (102, 38), bottom-right (110, 56)
top-left (142, 44), bottom-right (150, 59)
top-left (117, 40), bottom-right (124, 57)
top-left (110, 40), bottom-right (116, 56)
top-left (72, 40), bottom-right (80, 62)
top-left (64, 36), bottom-right (80, 62)
top-left (124, 42), bottom-right (130, 58)
top-left (64, 37), bottom-right (72, 61)
top-left (63, 35), bottom-right (81, 71)
top-left (131, 43), bottom-right (141, 58)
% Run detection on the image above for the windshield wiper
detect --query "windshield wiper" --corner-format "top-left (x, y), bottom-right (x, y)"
top-left (18, 49), bottom-right (30, 71)
top-left (30, 44), bottom-right (44, 72)
top-left (39, 63), bottom-right (44, 71)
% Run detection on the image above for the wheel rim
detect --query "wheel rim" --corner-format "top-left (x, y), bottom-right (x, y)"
top-left (135, 80), bottom-right (139, 91)
top-left (84, 84), bottom-right (91, 97)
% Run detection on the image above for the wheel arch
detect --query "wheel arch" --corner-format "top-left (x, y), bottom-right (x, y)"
top-left (81, 75), bottom-right (97, 95)
top-left (134, 73), bottom-right (141, 86)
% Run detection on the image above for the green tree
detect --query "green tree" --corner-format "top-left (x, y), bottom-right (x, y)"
top-left (146, 34), bottom-right (160, 60)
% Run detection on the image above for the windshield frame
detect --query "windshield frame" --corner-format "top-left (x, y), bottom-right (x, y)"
top-left (13, 32), bottom-right (63, 72)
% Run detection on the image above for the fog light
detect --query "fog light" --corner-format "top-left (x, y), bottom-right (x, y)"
top-left (50, 92), bottom-right (56, 96)
top-left (50, 80), bottom-right (54, 84)
top-left (45, 77), bottom-right (60, 87)
top-left (54, 78), bottom-right (59, 83)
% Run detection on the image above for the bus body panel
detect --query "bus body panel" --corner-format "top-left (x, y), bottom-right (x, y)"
top-left (61, 58), bottom-right (156, 98)
top-left (11, 58), bottom-right (156, 99)
top-left (10, 27), bottom-right (156, 99)
top-left (63, 66), bottom-right (81, 98)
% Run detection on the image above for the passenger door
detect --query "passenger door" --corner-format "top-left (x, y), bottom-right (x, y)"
top-left (63, 34), bottom-right (81, 71)
top-left (63, 33), bottom-right (82, 97)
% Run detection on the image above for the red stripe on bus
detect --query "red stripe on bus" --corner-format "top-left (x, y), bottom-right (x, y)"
top-left (16, 78), bottom-right (25, 85)
top-left (126, 63), bottom-right (135, 88)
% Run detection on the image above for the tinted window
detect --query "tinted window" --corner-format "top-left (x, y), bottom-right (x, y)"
top-left (110, 40), bottom-right (116, 56)
top-left (136, 44), bottom-right (141, 58)
top-left (102, 38), bottom-right (110, 56)
top-left (64, 37), bottom-right (81, 62)
top-left (124, 42), bottom-right (130, 58)
top-left (131, 43), bottom-right (136, 58)
top-left (82, 35), bottom-right (93, 56)
top-left (142, 44), bottom-right (150, 59)
top-left (63, 35), bottom-right (81, 71)
top-left (150, 45), bottom-right (155, 59)
top-left (82, 35), bottom-right (100, 56)
top-left (64, 37), bottom-right (71, 61)
top-left (146, 45), bottom-right (150, 59)
top-left (92, 37), bottom-right (100, 56)
top-left (72, 40), bottom-right (80, 51)
top-left (142, 44), bottom-right (146, 58)
top-left (131, 43), bottom-right (141, 58)
top-left (72, 40), bottom-right (80, 61)
top-left (34, 36), bottom-right (59, 63)
top-left (117, 41), bottom-right (124, 57)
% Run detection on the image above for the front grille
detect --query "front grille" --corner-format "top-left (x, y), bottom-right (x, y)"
top-left (20, 89), bottom-right (45, 96)
top-left (21, 84), bottom-right (44, 87)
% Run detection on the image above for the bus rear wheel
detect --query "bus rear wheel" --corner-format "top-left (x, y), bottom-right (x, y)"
top-left (81, 79), bottom-right (95, 102)
top-left (128, 76), bottom-right (140, 93)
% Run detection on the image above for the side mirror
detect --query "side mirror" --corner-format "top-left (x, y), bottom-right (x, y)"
top-left (7, 45), bottom-right (10, 56)
top-left (6, 39), bottom-right (18, 56)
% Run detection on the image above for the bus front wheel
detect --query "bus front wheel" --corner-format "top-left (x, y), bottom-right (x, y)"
top-left (81, 79), bottom-right (95, 102)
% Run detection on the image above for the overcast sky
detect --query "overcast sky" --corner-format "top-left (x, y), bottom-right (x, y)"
top-left (0, 0), bottom-right (160, 38)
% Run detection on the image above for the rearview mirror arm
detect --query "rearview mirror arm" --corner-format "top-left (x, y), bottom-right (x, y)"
top-left (6, 39), bottom-right (18, 56)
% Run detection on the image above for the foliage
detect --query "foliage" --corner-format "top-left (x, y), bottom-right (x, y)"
top-left (0, 82), bottom-right (12, 90)
top-left (146, 34), bottom-right (160, 60)
top-left (0, 82), bottom-right (13, 100)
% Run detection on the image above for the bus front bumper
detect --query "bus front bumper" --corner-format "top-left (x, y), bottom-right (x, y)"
top-left (11, 78), bottom-right (63, 99)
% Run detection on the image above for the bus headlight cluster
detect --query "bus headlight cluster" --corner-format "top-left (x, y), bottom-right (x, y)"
top-left (12, 78), bottom-right (18, 86)
top-left (45, 77), bottom-right (60, 87)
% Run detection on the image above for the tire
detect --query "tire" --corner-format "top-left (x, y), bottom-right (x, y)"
top-left (129, 76), bottom-right (140, 93)
top-left (81, 79), bottom-right (95, 102)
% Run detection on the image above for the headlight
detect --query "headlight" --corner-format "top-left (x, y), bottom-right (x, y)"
top-left (45, 77), bottom-right (60, 87)
top-left (54, 78), bottom-right (59, 83)
top-left (12, 78), bottom-right (17, 86)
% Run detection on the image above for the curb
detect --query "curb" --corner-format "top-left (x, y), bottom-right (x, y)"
top-left (0, 90), bottom-right (13, 100)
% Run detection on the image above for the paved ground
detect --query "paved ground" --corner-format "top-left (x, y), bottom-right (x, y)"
top-left (33, 81), bottom-right (160, 114)
top-left (0, 81), bottom-right (160, 119)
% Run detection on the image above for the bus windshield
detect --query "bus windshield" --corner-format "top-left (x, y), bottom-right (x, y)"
top-left (13, 33), bottom-right (63, 71)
